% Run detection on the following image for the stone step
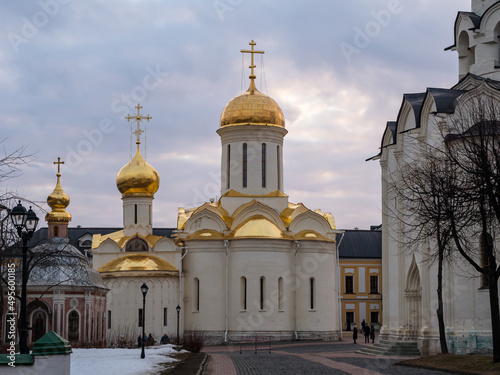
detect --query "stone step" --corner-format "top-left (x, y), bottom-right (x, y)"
top-left (358, 340), bottom-right (420, 356)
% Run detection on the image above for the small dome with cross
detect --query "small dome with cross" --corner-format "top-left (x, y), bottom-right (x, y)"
top-left (220, 40), bottom-right (284, 128)
top-left (116, 146), bottom-right (159, 198)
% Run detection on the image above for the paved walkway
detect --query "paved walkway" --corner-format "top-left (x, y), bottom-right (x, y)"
top-left (202, 341), bottom-right (449, 375)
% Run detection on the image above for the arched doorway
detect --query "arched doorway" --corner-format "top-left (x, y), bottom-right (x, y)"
top-left (32, 311), bottom-right (47, 343)
top-left (404, 256), bottom-right (421, 339)
top-left (68, 310), bottom-right (80, 343)
top-left (27, 301), bottom-right (51, 346)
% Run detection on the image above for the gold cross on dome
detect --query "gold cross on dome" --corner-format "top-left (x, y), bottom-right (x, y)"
top-left (241, 40), bottom-right (264, 79)
top-left (126, 104), bottom-right (152, 144)
top-left (53, 157), bottom-right (64, 176)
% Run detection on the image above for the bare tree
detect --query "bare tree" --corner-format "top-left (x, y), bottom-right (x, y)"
top-left (392, 95), bottom-right (500, 361)
top-left (443, 96), bottom-right (500, 362)
top-left (391, 145), bottom-right (465, 354)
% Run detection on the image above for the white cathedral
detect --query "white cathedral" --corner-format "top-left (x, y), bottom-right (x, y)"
top-left (91, 42), bottom-right (340, 344)
top-left (371, 0), bottom-right (500, 355)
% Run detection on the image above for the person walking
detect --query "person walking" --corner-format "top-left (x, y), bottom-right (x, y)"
top-left (370, 323), bottom-right (375, 343)
top-left (353, 326), bottom-right (358, 344)
top-left (364, 324), bottom-right (370, 343)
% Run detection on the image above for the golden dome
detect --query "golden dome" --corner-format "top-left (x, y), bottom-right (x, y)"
top-left (46, 173), bottom-right (71, 222)
top-left (116, 146), bottom-right (160, 198)
top-left (220, 80), bottom-right (285, 128)
top-left (99, 254), bottom-right (178, 273)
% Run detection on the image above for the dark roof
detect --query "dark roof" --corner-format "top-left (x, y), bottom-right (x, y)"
top-left (337, 229), bottom-right (381, 259)
top-left (445, 11), bottom-right (482, 51)
top-left (426, 88), bottom-right (466, 114)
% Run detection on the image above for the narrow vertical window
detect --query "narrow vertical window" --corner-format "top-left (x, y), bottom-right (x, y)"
top-left (345, 276), bottom-right (354, 294)
top-left (194, 278), bottom-right (200, 311)
top-left (138, 308), bottom-right (143, 327)
top-left (134, 204), bottom-right (138, 224)
top-left (278, 277), bottom-right (284, 311)
top-left (243, 143), bottom-right (247, 188)
top-left (163, 308), bottom-right (168, 326)
top-left (240, 277), bottom-right (247, 310)
top-left (310, 278), bottom-right (315, 310)
top-left (227, 144), bottom-right (231, 189)
top-left (149, 206), bottom-right (152, 226)
top-left (53, 226), bottom-right (59, 237)
top-left (370, 276), bottom-right (379, 293)
top-left (107, 310), bottom-right (111, 330)
top-left (261, 143), bottom-right (266, 188)
top-left (260, 276), bottom-right (265, 310)
top-left (277, 145), bottom-right (281, 190)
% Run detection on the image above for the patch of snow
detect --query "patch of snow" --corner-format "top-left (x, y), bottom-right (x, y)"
top-left (71, 345), bottom-right (183, 375)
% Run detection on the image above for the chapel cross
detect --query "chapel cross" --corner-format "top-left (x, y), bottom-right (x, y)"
top-left (241, 40), bottom-right (264, 80)
top-left (125, 104), bottom-right (152, 144)
top-left (54, 157), bottom-right (64, 176)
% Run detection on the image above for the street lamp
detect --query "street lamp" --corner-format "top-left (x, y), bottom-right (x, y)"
top-left (10, 201), bottom-right (39, 354)
top-left (140, 282), bottom-right (148, 359)
top-left (176, 305), bottom-right (181, 345)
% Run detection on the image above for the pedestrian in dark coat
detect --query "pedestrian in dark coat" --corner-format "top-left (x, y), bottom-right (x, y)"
top-left (353, 327), bottom-right (358, 344)
top-left (361, 319), bottom-right (366, 331)
top-left (364, 324), bottom-right (370, 343)
top-left (370, 324), bottom-right (375, 343)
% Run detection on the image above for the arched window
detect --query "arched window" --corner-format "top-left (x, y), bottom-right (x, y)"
top-left (227, 144), bottom-right (231, 189)
top-left (194, 277), bottom-right (200, 311)
top-left (53, 226), bottom-right (59, 237)
top-left (310, 278), bottom-right (315, 310)
top-left (240, 276), bottom-right (247, 310)
top-left (126, 237), bottom-right (148, 252)
top-left (68, 310), bottom-right (79, 342)
top-left (243, 143), bottom-right (248, 188)
top-left (481, 233), bottom-right (493, 288)
top-left (278, 277), bottom-right (284, 311)
top-left (260, 276), bottom-right (266, 310)
top-left (458, 30), bottom-right (475, 78)
top-left (261, 143), bottom-right (266, 188)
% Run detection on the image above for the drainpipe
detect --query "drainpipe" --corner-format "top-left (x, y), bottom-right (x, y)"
top-left (293, 240), bottom-right (300, 340)
top-left (179, 246), bottom-right (188, 338)
top-left (224, 240), bottom-right (229, 343)
top-left (336, 231), bottom-right (345, 340)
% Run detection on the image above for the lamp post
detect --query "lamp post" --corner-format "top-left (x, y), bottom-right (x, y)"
top-left (176, 305), bottom-right (181, 345)
top-left (10, 201), bottom-right (39, 354)
top-left (140, 283), bottom-right (148, 359)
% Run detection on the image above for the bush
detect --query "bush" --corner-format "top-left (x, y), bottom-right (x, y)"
top-left (182, 330), bottom-right (205, 353)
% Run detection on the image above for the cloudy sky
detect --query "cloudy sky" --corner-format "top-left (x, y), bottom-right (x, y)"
top-left (1, 0), bottom-right (471, 230)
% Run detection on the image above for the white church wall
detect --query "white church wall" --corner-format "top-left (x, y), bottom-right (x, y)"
top-left (105, 276), bottom-right (179, 344)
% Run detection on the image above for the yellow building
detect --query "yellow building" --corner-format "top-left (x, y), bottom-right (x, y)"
top-left (338, 229), bottom-right (382, 331)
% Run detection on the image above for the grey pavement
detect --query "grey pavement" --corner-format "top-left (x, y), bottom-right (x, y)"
top-left (202, 341), bottom-right (451, 375)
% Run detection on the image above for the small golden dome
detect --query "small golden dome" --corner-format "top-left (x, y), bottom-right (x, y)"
top-left (46, 173), bottom-right (71, 222)
top-left (116, 146), bottom-right (160, 197)
top-left (220, 80), bottom-right (285, 128)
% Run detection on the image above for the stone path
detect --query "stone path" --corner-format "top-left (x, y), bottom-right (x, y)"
top-left (202, 341), bottom-right (450, 375)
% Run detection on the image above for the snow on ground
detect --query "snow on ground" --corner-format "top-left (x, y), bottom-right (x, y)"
top-left (71, 345), bottom-right (181, 375)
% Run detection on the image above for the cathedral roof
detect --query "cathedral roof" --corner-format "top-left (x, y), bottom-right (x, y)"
top-left (220, 40), bottom-right (285, 128)
top-left (219, 80), bottom-right (285, 128)
top-left (99, 254), bottom-right (178, 277)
